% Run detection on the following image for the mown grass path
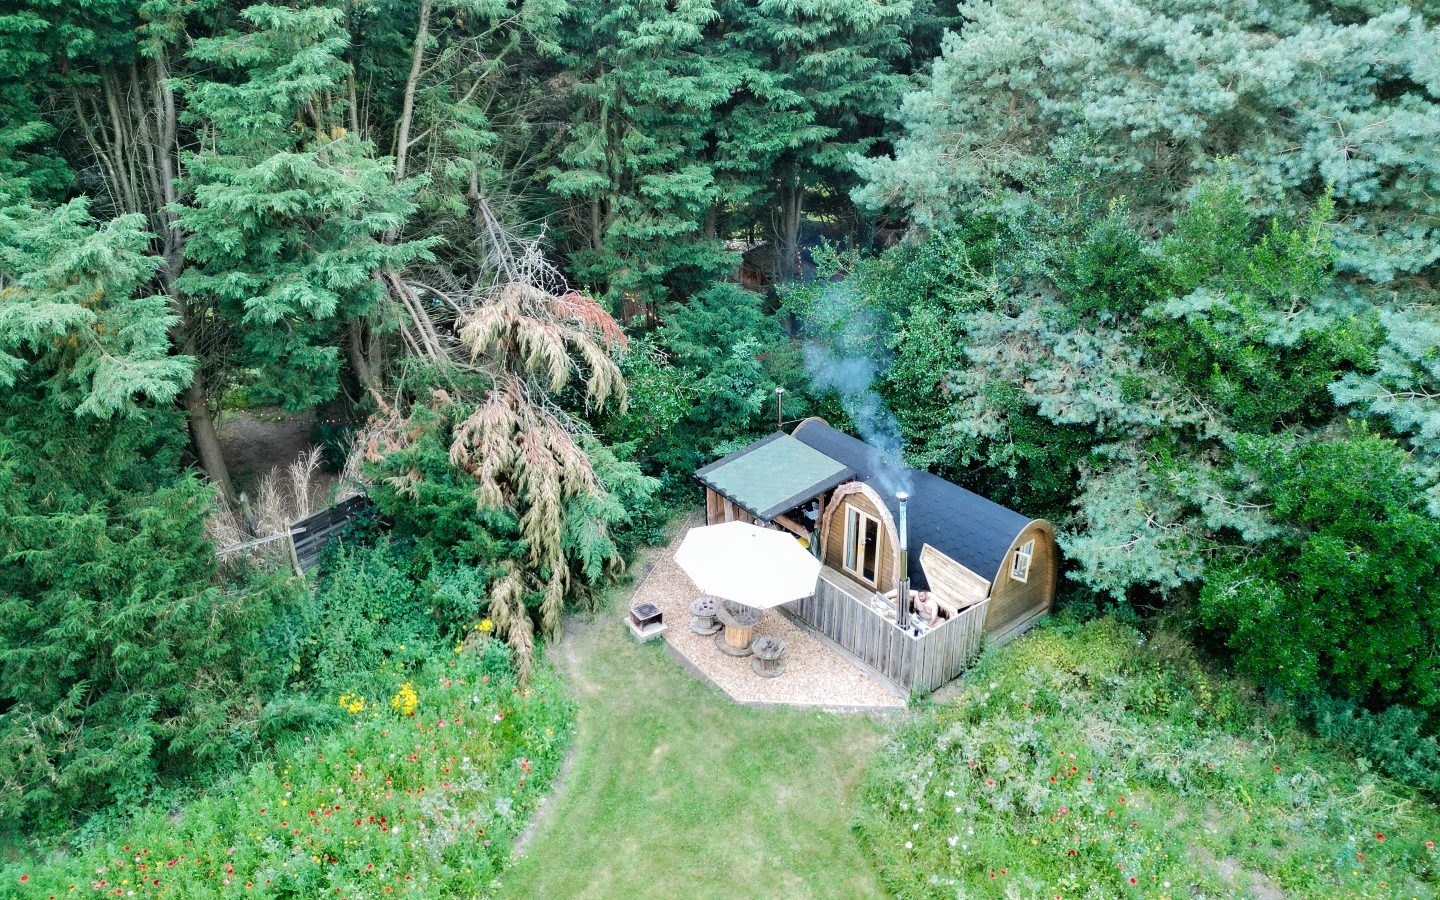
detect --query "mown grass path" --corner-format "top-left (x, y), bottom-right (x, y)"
top-left (498, 535), bottom-right (890, 898)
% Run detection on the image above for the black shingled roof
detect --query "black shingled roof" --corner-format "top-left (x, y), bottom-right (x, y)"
top-left (791, 418), bottom-right (1034, 590)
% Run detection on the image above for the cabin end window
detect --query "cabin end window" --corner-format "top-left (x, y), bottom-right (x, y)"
top-left (1011, 539), bottom-right (1035, 583)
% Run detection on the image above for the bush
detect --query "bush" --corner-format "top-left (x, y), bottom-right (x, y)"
top-left (1298, 694), bottom-right (1440, 799)
top-left (5, 651), bottom-right (574, 896)
top-left (854, 618), bottom-right (1440, 897)
top-left (1200, 431), bottom-right (1440, 718)
top-left (270, 537), bottom-right (472, 698)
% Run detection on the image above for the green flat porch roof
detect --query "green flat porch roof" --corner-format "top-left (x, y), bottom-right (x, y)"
top-left (694, 431), bottom-right (856, 522)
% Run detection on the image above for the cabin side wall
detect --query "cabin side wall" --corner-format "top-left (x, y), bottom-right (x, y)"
top-left (704, 487), bottom-right (758, 526)
top-left (820, 488), bottom-right (898, 593)
top-left (984, 520), bottom-right (1057, 643)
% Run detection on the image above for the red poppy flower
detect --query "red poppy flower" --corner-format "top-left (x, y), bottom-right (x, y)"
top-left (1128, 877), bottom-right (1137, 885)
top-left (18, 875), bottom-right (29, 883)
top-left (1375, 833), bottom-right (1385, 841)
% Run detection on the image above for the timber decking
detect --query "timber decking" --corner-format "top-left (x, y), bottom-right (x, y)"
top-left (787, 568), bottom-right (989, 695)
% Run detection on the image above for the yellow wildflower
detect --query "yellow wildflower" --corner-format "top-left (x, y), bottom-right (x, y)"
top-left (391, 682), bottom-right (420, 717)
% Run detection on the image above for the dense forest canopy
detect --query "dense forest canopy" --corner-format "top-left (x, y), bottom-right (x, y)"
top-left (1, 0), bottom-right (1438, 848)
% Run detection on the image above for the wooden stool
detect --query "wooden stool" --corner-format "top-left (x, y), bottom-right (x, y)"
top-left (713, 600), bottom-right (762, 657)
top-left (751, 635), bottom-right (787, 677)
top-left (689, 596), bottom-right (721, 635)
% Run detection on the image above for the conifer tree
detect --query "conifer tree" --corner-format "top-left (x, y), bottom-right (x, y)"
top-left (549, 0), bottom-right (735, 316)
top-left (858, 0), bottom-right (1440, 282)
top-left (719, 0), bottom-right (916, 278)
top-left (178, 4), bottom-right (432, 411)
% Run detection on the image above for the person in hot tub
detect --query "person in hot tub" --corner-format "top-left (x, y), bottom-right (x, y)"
top-left (873, 587), bottom-right (942, 628)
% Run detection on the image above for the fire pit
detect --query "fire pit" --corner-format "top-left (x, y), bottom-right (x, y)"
top-left (626, 601), bottom-right (666, 642)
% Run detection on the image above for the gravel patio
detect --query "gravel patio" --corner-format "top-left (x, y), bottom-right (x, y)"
top-left (632, 512), bottom-right (905, 710)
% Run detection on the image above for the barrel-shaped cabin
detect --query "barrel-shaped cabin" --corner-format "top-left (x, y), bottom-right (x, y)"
top-left (694, 418), bottom-right (1056, 691)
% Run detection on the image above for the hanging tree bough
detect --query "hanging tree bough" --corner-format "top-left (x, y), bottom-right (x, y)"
top-left (365, 202), bottom-right (627, 682)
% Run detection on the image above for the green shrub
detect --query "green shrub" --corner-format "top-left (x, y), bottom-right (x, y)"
top-left (1200, 431), bottom-right (1440, 718)
top-left (272, 537), bottom-right (478, 698)
top-left (1298, 694), bottom-right (1440, 799)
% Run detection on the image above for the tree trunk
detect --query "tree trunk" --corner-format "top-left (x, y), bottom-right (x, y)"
top-left (775, 180), bottom-right (804, 281)
top-left (347, 319), bottom-right (386, 406)
top-left (390, 0), bottom-right (432, 190)
top-left (184, 371), bottom-right (236, 506)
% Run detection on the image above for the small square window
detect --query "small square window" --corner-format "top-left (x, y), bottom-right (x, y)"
top-left (1011, 540), bottom-right (1035, 583)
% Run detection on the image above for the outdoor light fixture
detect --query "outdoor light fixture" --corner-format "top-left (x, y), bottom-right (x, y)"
top-left (775, 386), bottom-right (786, 431)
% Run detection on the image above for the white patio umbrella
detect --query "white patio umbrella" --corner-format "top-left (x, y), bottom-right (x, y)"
top-left (673, 521), bottom-right (822, 609)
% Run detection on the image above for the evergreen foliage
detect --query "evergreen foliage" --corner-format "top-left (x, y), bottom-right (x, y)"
top-left (0, 196), bottom-right (192, 417)
top-left (858, 0), bottom-right (1440, 282)
top-left (178, 3), bottom-right (432, 409)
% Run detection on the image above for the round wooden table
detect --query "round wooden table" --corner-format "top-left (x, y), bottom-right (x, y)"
top-left (713, 599), bottom-right (763, 657)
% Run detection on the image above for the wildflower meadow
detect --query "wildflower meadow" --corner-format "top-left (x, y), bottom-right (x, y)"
top-left (4, 648), bottom-right (572, 897)
top-left (855, 618), bottom-right (1440, 898)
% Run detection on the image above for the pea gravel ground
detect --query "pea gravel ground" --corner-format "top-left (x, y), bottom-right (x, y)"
top-left (636, 512), bottom-right (905, 710)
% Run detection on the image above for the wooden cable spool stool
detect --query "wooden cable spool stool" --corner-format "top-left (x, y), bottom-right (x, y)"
top-left (750, 635), bottom-right (787, 678)
top-left (689, 596), bottom-right (722, 635)
top-left (713, 599), bottom-right (762, 656)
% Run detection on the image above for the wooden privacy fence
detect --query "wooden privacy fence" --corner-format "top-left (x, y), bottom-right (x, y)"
top-left (287, 494), bottom-right (373, 574)
top-left (787, 568), bottom-right (989, 695)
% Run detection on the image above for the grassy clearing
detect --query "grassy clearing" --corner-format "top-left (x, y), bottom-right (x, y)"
top-left (5, 651), bottom-right (572, 897)
top-left (855, 617), bottom-right (1440, 898)
top-left (499, 563), bottom-right (890, 899)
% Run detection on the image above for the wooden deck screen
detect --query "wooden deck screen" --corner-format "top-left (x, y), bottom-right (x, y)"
top-left (787, 568), bottom-right (989, 695)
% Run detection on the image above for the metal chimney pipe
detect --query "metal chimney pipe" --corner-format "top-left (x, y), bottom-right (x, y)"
top-left (776, 387), bottom-right (786, 431)
top-left (896, 491), bottom-right (910, 630)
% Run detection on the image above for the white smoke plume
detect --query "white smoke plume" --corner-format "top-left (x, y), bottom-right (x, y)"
top-left (802, 282), bottom-right (914, 497)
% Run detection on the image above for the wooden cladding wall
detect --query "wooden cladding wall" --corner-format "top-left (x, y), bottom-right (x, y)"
top-left (289, 495), bottom-right (372, 573)
top-left (984, 520), bottom-right (1057, 643)
top-left (789, 569), bottom-right (989, 694)
top-left (704, 488), bottom-right (758, 526)
top-left (819, 487), bottom-right (898, 592)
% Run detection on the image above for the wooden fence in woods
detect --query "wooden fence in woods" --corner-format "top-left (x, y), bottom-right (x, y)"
top-left (287, 494), bottom-right (373, 574)
top-left (787, 568), bottom-right (989, 695)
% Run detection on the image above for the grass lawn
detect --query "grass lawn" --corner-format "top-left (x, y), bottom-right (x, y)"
top-left (499, 549), bottom-right (891, 899)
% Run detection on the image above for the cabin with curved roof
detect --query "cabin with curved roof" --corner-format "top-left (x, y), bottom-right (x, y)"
top-left (693, 418), bottom-right (1056, 691)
